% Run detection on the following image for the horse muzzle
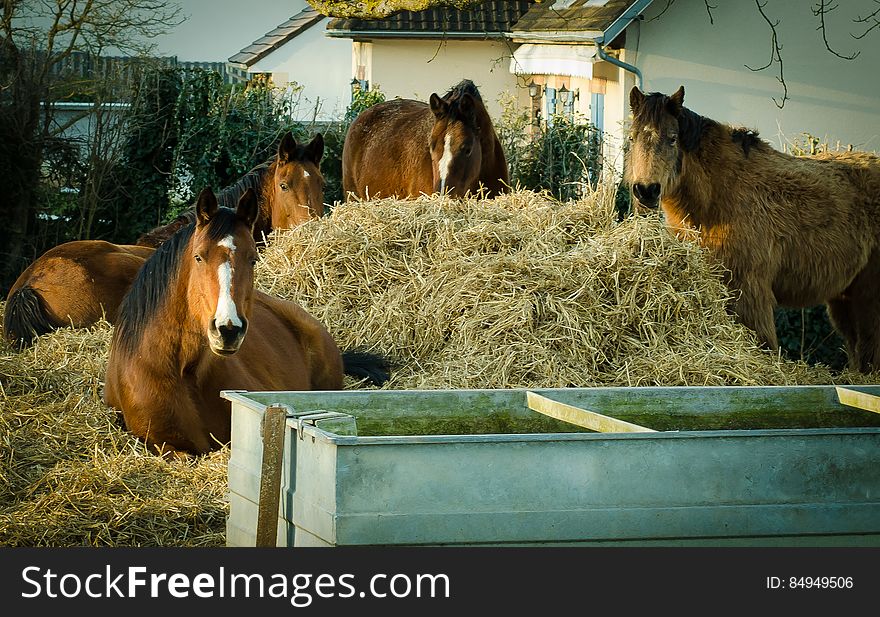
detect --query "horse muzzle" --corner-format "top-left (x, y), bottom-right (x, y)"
top-left (208, 320), bottom-right (248, 356)
top-left (632, 182), bottom-right (661, 209)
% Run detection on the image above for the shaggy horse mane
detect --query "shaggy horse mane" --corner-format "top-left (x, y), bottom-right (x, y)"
top-left (636, 91), bottom-right (766, 158)
top-left (443, 79), bottom-right (483, 103)
top-left (730, 127), bottom-right (765, 158)
top-left (634, 91), bottom-right (715, 153)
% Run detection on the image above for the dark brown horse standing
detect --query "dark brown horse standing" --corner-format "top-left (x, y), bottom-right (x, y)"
top-left (626, 85), bottom-right (880, 372)
top-left (3, 241), bottom-right (155, 345)
top-left (137, 131), bottom-right (325, 248)
top-left (342, 79), bottom-right (509, 200)
top-left (105, 187), bottom-right (389, 456)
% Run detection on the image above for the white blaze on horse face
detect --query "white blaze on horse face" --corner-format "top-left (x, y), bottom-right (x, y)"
top-left (214, 235), bottom-right (242, 328)
top-left (438, 133), bottom-right (453, 194)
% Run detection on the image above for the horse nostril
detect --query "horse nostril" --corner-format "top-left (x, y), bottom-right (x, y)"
top-left (217, 323), bottom-right (241, 344)
top-left (633, 183), bottom-right (661, 205)
top-left (633, 184), bottom-right (644, 201)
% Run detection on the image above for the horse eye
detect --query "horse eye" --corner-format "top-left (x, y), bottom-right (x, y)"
top-left (194, 254), bottom-right (203, 263)
top-left (668, 135), bottom-right (678, 145)
top-left (280, 182), bottom-right (289, 192)
top-left (250, 258), bottom-right (257, 267)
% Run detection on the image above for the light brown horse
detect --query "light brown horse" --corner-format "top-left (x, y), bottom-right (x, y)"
top-left (3, 241), bottom-right (155, 346)
top-left (626, 85), bottom-right (880, 372)
top-left (342, 79), bottom-right (509, 200)
top-left (104, 187), bottom-right (389, 456)
top-left (136, 131), bottom-right (325, 248)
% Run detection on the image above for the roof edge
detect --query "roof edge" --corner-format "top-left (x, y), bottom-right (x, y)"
top-left (325, 29), bottom-right (509, 40)
top-left (228, 10), bottom-right (324, 67)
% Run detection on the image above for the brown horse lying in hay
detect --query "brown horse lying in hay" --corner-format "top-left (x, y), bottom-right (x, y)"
top-left (137, 131), bottom-right (325, 248)
top-left (3, 241), bottom-right (155, 346)
top-left (626, 85), bottom-right (880, 372)
top-left (105, 188), bottom-right (389, 456)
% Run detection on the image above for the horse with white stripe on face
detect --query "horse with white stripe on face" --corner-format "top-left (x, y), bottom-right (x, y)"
top-left (341, 79), bottom-right (509, 200)
top-left (104, 187), bottom-right (390, 456)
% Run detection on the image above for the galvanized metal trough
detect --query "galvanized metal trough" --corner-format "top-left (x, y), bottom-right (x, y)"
top-left (221, 385), bottom-right (880, 547)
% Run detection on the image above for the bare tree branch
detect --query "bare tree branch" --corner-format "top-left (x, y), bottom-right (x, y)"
top-left (745, 0), bottom-right (788, 108)
top-left (812, 0), bottom-right (859, 59)
top-left (646, 0), bottom-right (675, 22)
top-left (704, 1), bottom-right (717, 25)
top-left (852, 0), bottom-right (880, 39)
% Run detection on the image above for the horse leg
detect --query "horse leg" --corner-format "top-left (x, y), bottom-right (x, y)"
top-left (826, 296), bottom-right (858, 366)
top-left (732, 279), bottom-right (778, 350)
top-left (845, 254), bottom-right (880, 372)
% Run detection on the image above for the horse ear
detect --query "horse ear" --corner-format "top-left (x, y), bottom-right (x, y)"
top-left (278, 131), bottom-right (297, 163)
top-left (629, 86), bottom-right (646, 112)
top-left (429, 93), bottom-right (449, 118)
top-left (236, 187), bottom-right (258, 231)
top-left (305, 133), bottom-right (324, 165)
top-left (195, 187), bottom-right (218, 226)
top-left (668, 86), bottom-right (685, 115)
top-left (458, 93), bottom-right (475, 118)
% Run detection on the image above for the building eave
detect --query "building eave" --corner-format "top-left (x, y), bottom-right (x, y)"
top-left (506, 31), bottom-right (603, 44)
top-left (325, 29), bottom-right (508, 40)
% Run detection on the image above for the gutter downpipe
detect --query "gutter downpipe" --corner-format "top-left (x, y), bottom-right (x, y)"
top-left (595, 41), bottom-right (642, 90)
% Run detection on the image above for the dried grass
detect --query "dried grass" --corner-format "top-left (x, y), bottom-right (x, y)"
top-left (258, 188), bottom-right (873, 389)
top-left (0, 321), bottom-right (228, 546)
top-left (1, 187), bottom-right (876, 546)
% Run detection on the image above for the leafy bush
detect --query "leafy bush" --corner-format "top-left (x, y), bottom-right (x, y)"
top-left (495, 93), bottom-right (602, 202)
top-left (166, 71), bottom-right (308, 219)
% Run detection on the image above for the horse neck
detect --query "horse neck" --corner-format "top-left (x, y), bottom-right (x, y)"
top-left (134, 260), bottom-right (213, 379)
top-left (473, 102), bottom-right (499, 164)
top-left (252, 165), bottom-right (274, 238)
top-left (664, 120), bottom-right (740, 229)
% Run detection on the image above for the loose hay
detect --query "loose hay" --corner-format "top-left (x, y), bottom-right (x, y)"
top-left (1, 188), bottom-right (877, 546)
top-left (0, 320), bottom-right (228, 546)
top-left (258, 189), bottom-right (874, 389)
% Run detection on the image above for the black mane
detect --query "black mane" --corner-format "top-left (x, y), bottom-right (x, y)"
top-left (730, 127), bottom-right (764, 157)
top-left (444, 79), bottom-right (483, 103)
top-left (635, 91), bottom-right (717, 153)
top-left (115, 207), bottom-right (242, 354)
top-left (135, 163), bottom-right (270, 247)
top-left (217, 162), bottom-right (270, 210)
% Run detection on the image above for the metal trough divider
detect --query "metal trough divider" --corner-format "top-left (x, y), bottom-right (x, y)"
top-left (525, 391), bottom-right (655, 433)
top-left (255, 407), bottom-right (358, 547)
top-left (836, 387), bottom-right (880, 416)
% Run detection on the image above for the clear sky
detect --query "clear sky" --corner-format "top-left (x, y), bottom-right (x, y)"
top-left (150, 0), bottom-right (305, 62)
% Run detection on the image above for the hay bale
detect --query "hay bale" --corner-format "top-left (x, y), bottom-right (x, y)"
top-left (258, 190), bottom-right (872, 389)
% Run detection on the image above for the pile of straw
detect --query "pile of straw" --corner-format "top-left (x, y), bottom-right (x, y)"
top-left (258, 189), bottom-right (863, 389)
top-left (0, 321), bottom-right (227, 546)
top-left (0, 188), bottom-right (873, 546)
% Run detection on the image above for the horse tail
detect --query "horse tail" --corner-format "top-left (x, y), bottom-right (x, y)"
top-left (3, 285), bottom-right (57, 346)
top-left (341, 348), bottom-right (392, 387)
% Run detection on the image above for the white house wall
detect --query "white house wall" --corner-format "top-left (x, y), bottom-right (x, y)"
top-left (249, 18), bottom-right (352, 122)
top-left (369, 39), bottom-right (529, 120)
top-left (627, 0), bottom-right (880, 152)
